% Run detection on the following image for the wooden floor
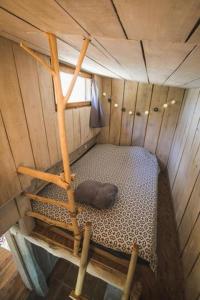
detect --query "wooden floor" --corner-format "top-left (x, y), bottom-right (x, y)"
top-left (0, 246), bottom-right (29, 300)
top-left (28, 171), bottom-right (185, 300)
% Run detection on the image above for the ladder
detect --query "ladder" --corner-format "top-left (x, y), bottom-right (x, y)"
top-left (17, 33), bottom-right (138, 300)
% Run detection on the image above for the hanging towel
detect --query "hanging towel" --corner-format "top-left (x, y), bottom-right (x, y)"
top-left (90, 76), bottom-right (105, 128)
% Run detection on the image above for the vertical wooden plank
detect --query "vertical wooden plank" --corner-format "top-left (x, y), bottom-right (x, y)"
top-left (0, 200), bottom-right (20, 235)
top-left (72, 108), bottom-right (81, 150)
top-left (156, 87), bottom-right (184, 167)
top-left (120, 81), bottom-right (138, 145)
top-left (13, 43), bottom-right (50, 170)
top-left (178, 172), bottom-right (200, 252)
top-left (167, 89), bottom-right (199, 187)
top-left (109, 79), bottom-right (124, 145)
top-left (132, 82), bottom-right (153, 146)
top-left (186, 257), bottom-right (200, 300)
top-left (0, 37), bottom-right (34, 189)
top-left (80, 107), bottom-right (93, 145)
top-left (182, 216), bottom-right (200, 279)
top-left (0, 112), bottom-right (21, 205)
top-left (185, 254), bottom-right (200, 300)
top-left (36, 54), bottom-right (60, 165)
top-left (144, 85), bottom-right (169, 153)
top-left (65, 109), bottom-right (74, 154)
top-left (98, 78), bottom-right (111, 144)
top-left (172, 93), bottom-right (200, 225)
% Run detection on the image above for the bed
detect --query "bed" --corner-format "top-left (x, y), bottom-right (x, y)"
top-left (32, 144), bottom-right (159, 271)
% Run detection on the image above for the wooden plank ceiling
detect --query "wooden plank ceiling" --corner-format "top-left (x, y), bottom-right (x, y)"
top-left (0, 0), bottom-right (200, 87)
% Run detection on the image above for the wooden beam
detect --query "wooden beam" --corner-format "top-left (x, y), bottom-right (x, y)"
top-left (20, 42), bottom-right (55, 75)
top-left (25, 193), bottom-right (71, 210)
top-left (17, 166), bottom-right (68, 189)
top-left (60, 63), bottom-right (91, 79)
top-left (64, 101), bottom-right (91, 110)
top-left (122, 243), bottom-right (138, 300)
top-left (11, 225), bottom-right (127, 290)
top-left (63, 38), bottom-right (91, 104)
top-left (74, 222), bottom-right (92, 297)
top-left (47, 32), bottom-right (81, 255)
top-left (26, 211), bottom-right (73, 232)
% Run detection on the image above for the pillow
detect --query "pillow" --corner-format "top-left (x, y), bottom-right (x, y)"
top-left (74, 180), bottom-right (118, 209)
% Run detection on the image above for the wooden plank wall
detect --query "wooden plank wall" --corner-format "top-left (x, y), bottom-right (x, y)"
top-left (167, 88), bottom-right (200, 300)
top-left (98, 77), bottom-right (185, 166)
top-left (0, 36), bottom-right (100, 231)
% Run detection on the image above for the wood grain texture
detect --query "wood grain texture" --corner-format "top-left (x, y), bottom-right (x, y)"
top-left (167, 89), bottom-right (199, 187)
top-left (113, 0), bottom-right (200, 42)
top-left (144, 85), bottom-right (169, 153)
top-left (172, 91), bottom-right (200, 225)
top-left (132, 83), bottom-right (153, 146)
top-left (167, 87), bottom-right (200, 300)
top-left (166, 46), bottom-right (200, 87)
top-left (13, 43), bottom-right (51, 170)
top-left (0, 37), bottom-right (101, 227)
top-left (0, 0), bottom-right (83, 35)
top-left (36, 54), bottom-right (60, 165)
top-left (99, 78), bottom-right (184, 166)
top-left (143, 41), bottom-right (195, 84)
top-left (120, 81), bottom-right (138, 145)
top-left (182, 216), bottom-right (200, 279)
top-left (156, 87), bottom-right (184, 167)
top-left (98, 38), bottom-right (148, 82)
top-left (178, 172), bottom-right (200, 252)
top-left (56, 0), bottom-right (125, 38)
top-left (80, 107), bottom-right (94, 145)
top-left (0, 113), bottom-right (21, 205)
top-left (0, 37), bottom-right (35, 189)
top-left (0, 199), bottom-right (20, 235)
top-left (98, 78), bottom-right (111, 144)
top-left (109, 79), bottom-right (124, 145)
top-left (185, 254), bottom-right (200, 300)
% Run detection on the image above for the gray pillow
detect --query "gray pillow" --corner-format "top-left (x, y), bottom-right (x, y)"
top-left (74, 180), bottom-right (118, 209)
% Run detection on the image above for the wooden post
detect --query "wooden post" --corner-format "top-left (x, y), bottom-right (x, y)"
top-left (64, 38), bottom-right (90, 104)
top-left (73, 222), bottom-right (91, 298)
top-left (20, 32), bottom-right (90, 256)
top-left (121, 243), bottom-right (138, 300)
top-left (47, 33), bottom-right (90, 256)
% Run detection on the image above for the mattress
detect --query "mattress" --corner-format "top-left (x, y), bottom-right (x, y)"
top-left (32, 144), bottom-right (159, 271)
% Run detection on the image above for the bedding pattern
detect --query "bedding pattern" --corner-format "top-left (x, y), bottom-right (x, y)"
top-left (32, 144), bottom-right (159, 271)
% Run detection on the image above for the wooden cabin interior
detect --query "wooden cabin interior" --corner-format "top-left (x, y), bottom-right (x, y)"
top-left (0, 1), bottom-right (200, 300)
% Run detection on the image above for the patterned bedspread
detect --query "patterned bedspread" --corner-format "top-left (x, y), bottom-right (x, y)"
top-left (32, 144), bottom-right (159, 271)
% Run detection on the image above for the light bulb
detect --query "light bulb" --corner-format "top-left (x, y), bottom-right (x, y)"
top-left (144, 110), bottom-right (149, 115)
top-left (129, 111), bottom-right (133, 115)
top-left (103, 92), bottom-right (106, 96)
top-left (114, 103), bottom-right (118, 108)
top-left (171, 100), bottom-right (176, 105)
top-left (163, 103), bottom-right (168, 108)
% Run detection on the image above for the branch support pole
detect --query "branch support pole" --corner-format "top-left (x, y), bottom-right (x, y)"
top-left (74, 222), bottom-right (91, 297)
top-left (121, 243), bottom-right (138, 300)
top-left (46, 33), bottom-right (90, 256)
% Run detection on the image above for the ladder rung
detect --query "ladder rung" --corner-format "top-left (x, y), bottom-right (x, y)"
top-left (26, 211), bottom-right (73, 232)
top-left (18, 166), bottom-right (69, 189)
top-left (25, 193), bottom-right (71, 210)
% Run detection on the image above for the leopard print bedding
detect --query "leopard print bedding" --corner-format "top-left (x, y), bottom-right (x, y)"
top-left (32, 144), bottom-right (159, 271)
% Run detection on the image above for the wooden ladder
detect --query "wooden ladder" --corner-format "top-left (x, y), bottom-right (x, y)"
top-left (17, 33), bottom-right (138, 300)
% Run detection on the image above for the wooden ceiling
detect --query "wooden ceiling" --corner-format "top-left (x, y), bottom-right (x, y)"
top-left (0, 0), bottom-right (200, 88)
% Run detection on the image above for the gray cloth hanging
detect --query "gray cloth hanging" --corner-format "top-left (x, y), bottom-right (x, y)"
top-left (90, 77), bottom-right (105, 128)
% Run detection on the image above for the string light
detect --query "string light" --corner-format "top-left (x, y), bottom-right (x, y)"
top-left (114, 103), bottom-right (118, 108)
top-left (171, 100), bottom-right (176, 104)
top-left (102, 92), bottom-right (106, 96)
top-left (163, 103), bottom-right (168, 108)
top-left (129, 111), bottom-right (133, 115)
top-left (144, 110), bottom-right (149, 115)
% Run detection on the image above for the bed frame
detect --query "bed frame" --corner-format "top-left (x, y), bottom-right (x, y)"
top-left (16, 33), bottom-right (139, 300)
